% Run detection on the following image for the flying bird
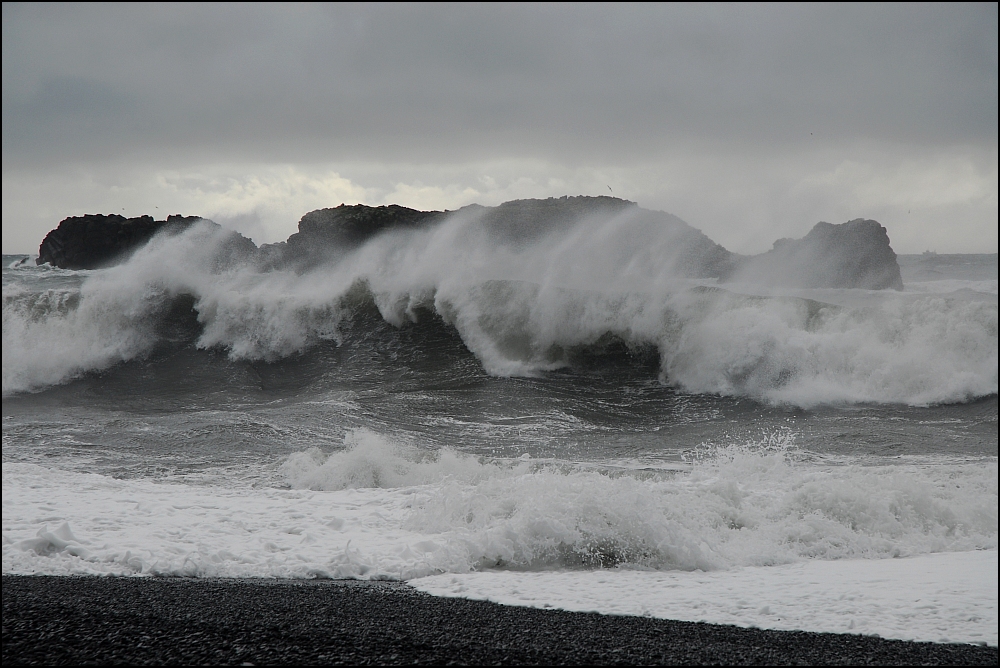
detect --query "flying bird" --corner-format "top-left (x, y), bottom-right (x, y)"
top-left (607, 185), bottom-right (613, 193)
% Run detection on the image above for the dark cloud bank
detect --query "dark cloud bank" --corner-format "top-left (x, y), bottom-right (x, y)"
top-left (2, 4), bottom-right (997, 254)
top-left (4, 4), bottom-right (995, 164)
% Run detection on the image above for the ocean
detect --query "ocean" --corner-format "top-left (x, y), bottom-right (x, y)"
top-left (2, 215), bottom-right (997, 645)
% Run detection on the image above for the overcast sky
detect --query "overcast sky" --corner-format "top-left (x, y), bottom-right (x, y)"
top-left (3, 3), bottom-right (997, 254)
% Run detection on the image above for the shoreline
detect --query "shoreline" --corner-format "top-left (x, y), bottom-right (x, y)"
top-left (3, 575), bottom-right (996, 666)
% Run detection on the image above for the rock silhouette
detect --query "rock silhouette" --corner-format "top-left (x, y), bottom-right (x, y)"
top-left (722, 219), bottom-right (904, 290)
top-left (36, 214), bottom-right (203, 270)
top-left (35, 200), bottom-right (903, 290)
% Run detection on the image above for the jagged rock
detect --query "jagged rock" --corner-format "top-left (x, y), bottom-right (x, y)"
top-left (721, 219), bottom-right (903, 290)
top-left (36, 214), bottom-right (204, 270)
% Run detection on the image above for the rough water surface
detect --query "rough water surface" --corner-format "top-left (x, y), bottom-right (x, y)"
top-left (2, 206), bottom-right (997, 646)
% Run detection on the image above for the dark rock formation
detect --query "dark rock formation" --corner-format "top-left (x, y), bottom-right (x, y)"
top-left (282, 197), bottom-right (638, 253)
top-left (295, 204), bottom-right (444, 246)
top-left (33, 204), bottom-right (903, 290)
top-left (36, 214), bottom-right (204, 269)
top-left (256, 204), bottom-right (447, 268)
top-left (721, 219), bottom-right (904, 290)
top-left (262, 196), bottom-right (735, 278)
top-left (467, 196), bottom-right (733, 277)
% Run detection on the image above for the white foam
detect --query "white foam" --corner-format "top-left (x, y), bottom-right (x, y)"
top-left (4, 438), bottom-right (995, 644)
top-left (2, 280), bottom-right (154, 395)
top-left (658, 289), bottom-right (998, 405)
top-left (4, 433), bottom-right (995, 577)
top-left (279, 429), bottom-right (514, 490)
top-left (2, 460), bottom-right (428, 579)
top-left (411, 551), bottom-right (998, 645)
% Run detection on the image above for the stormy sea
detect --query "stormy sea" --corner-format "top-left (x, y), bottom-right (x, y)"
top-left (3, 198), bottom-right (997, 651)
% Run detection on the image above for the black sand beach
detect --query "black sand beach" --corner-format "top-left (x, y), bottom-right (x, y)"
top-left (3, 575), bottom-right (996, 665)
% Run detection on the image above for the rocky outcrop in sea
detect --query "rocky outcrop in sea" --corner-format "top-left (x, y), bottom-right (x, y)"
top-left (721, 219), bottom-right (904, 290)
top-left (36, 214), bottom-right (203, 270)
top-left (35, 199), bottom-right (903, 290)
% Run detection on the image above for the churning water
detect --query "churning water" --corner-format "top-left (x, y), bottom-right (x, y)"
top-left (2, 211), bottom-right (997, 643)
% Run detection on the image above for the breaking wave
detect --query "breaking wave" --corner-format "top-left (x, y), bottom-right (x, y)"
top-left (3, 217), bottom-right (997, 405)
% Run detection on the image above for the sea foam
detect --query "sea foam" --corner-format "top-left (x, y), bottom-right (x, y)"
top-left (411, 551), bottom-right (998, 645)
top-left (4, 430), bottom-right (995, 581)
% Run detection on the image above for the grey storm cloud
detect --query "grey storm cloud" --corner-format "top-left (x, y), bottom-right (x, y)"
top-left (4, 3), bottom-right (997, 167)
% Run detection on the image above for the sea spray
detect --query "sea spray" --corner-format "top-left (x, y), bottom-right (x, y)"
top-left (4, 212), bottom-right (996, 405)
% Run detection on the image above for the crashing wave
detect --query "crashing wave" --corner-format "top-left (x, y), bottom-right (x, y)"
top-left (5, 199), bottom-right (996, 404)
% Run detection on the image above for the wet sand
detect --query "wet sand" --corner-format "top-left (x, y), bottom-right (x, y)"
top-left (3, 575), bottom-right (996, 665)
